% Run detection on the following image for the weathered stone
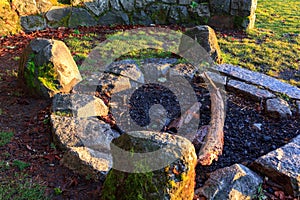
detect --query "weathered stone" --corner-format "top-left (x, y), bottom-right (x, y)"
top-left (200, 71), bottom-right (227, 86)
top-left (169, 6), bottom-right (190, 23)
top-left (209, 0), bottom-right (231, 14)
top-left (135, 0), bottom-right (155, 8)
top-left (18, 38), bottom-right (82, 98)
top-left (35, 0), bottom-right (53, 13)
top-left (101, 131), bottom-right (197, 200)
top-left (141, 58), bottom-right (178, 81)
top-left (98, 11), bottom-right (129, 25)
top-left (60, 146), bottom-right (111, 181)
top-left (184, 25), bottom-right (222, 63)
top-left (132, 11), bottom-right (153, 26)
top-left (195, 3), bottom-right (211, 17)
top-left (170, 63), bottom-right (198, 79)
top-left (208, 15), bottom-right (234, 29)
top-left (266, 98), bottom-right (292, 118)
top-left (52, 93), bottom-right (109, 118)
top-left (69, 8), bottom-right (97, 28)
top-left (84, 0), bottom-right (108, 16)
top-left (178, 0), bottom-right (191, 5)
top-left (12, 0), bottom-right (38, 15)
top-left (251, 135), bottom-right (300, 196)
top-left (105, 60), bottom-right (144, 83)
top-left (227, 79), bottom-right (275, 101)
top-left (195, 164), bottom-right (263, 199)
top-left (110, 0), bottom-right (121, 10)
top-left (216, 64), bottom-right (300, 100)
top-left (20, 15), bottom-right (46, 32)
top-left (146, 4), bottom-right (170, 24)
top-left (45, 6), bottom-right (72, 28)
top-left (71, 0), bottom-right (82, 6)
top-left (119, 0), bottom-right (134, 12)
top-left (231, 0), bottom-right (257, 17)
top-left (0, 0), bottom-right (21, 36)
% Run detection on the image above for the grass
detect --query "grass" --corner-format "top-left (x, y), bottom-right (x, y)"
top-left (217, 0), bottom-right (300, 87)
top-left (0, 131), bottom-right (13, 147)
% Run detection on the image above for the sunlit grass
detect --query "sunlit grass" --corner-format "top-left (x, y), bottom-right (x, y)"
top-left (217, 0), bottom-right (300, 87)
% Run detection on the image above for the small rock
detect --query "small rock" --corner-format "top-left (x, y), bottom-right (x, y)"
top-left (195, 164), bottom-right (263, 199)
top-left (253, 123), bottom-right (262, 131)
top-left (266, 98), bottom-right (292, 118)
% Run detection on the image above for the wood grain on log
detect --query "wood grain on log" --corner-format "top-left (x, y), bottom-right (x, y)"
top-left (198, 72), bottom-right (225, 165)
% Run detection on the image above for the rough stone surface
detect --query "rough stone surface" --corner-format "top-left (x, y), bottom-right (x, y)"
top-left (216, 64), bottom-right (300, 100)
top-left (195, 164), bottom-right (263, 199)
top-left (146, 4), bottom-right (170, 24)
top-left (0, 0), bottom-right (20, 36)
top-left (52, 93), bottom-right (109, 118)
top-left (227, 79), bottom-right (275, 101)
top-left (132, 11), bottom-right (153, 26)
top-left (45, 6), bottom-right (72, 28)
top-left (201, 71), bottom-right (227, 86)
top-left (51, 114), bottom-right (120, 180)
top-left (18, 38), bottom-right (82, 98)
top-left (84, 0), bottom-right (108, 16)
top-left (101, 131), bottom-right (197, 200)
top-left (119, 0), bottom-right (134, 12)
top-left (184, 25), bottom-right (222, 63)
top-left (141, 58), bottom-right (177, 81)
top-left (35, 0), bottom-right (53, 13)
top-left (209, 0), bottom-right (231, 14)
top-left (105, 60), bottom-right (144, 83)
top-left (251, 135), bottom-right (300, 196)
top-left (266, 98), bottom-right (292, 118)
top-left (98, 11), bottom-right (129, 25)
top-left (12, 0), bottom-right (39, 15)
top-left (69, 8), bottom-right (97, 28)
top-left (110, 0), bottom-right (121, 10)
top-left (231, 0), bottom-right (257, 17)
top-left (20, 15), bottom-right (46, 32)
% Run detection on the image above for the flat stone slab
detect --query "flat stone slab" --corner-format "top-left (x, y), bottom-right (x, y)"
top-left (266, 98), bottom-right (292, 118)
top-left (228, 79), bottom-right (275, 100)
top-left (195, 164), bottom-right (263, 199)
top-left (251, 134), bottom-right (300, 196)
top-left (216, 64), bottom-right (300, 100)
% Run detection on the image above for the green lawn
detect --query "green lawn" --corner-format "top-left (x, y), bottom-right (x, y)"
top-left (217, 0), bottom-right (300, 87)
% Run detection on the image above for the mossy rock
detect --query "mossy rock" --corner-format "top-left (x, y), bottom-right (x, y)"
top-left (18, 38), bottom-right (82, 98)
top-left (101, 131), bottom-right (197, 200)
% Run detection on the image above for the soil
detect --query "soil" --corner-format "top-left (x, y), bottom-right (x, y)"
top-left (0, 26), bottom-right (299, 200)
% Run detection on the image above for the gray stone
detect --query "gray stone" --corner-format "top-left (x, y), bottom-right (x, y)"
top-left (132, 11), bottom-right (153, 26)
top-left (228, 79), bottom-right (275, 101)
top-left (98, 11), bottom-right (129, 25)
top-left (146, 4), bottom-right (170, 24)
top-left (209, 0), bottom-right (231, 14)
top-left (18, 38), bottom-right (82, 98)
top-left (266, 98), bottom-right (292, 118)
top-left (178, 0), bottom-right (191, 5)
top-left (110, 0), bottom-right (121, 10)
top-left (141, 58), bottom-right (177, 81)
top-left (105, 60), bottom-right (144, 83)
top-left (169, 6), bottom-right (190, 23)
top-left (51, 114), bottom-right (120, 180)
top-left (195, 164), bottom-right (263, 199)
top-left (251, 135), bottom-right (300, 196)
top-left (52, 93), bottom-right (109, 118)
top-left (20, 15), bottom-right (46, 32)
top-left (101, 131), bottom-right (197, 200)
top-left (135, 0), bottom-right (155, 8)
top-left (231, 0), bottom-right (257, 17)
top-left (12, 0), bottom-right (38, 16)
top-left (170, 63), bottom-right (198, 79)
top-left (184, 25), bottom-right (222, 63)
top-left (45, 6), bottom-right (72, 28)
top-left (195, 3), bottom-right (211, 17)
top-left (216, 64), bottom-right (300, 100)
top-left (200, 71), bottom-right (227, 86)
top-left (84, 0), bottom-right (108, 16)
top-left (119, 0), bottom-right (134, 12)
top-left (69, 8), bottom-right (97, 28)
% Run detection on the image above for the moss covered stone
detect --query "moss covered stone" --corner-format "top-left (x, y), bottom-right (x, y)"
top-left (101, 131), bottom-right (197, 200)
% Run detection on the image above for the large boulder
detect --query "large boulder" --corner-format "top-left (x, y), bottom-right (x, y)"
top-left (183, 25), bottom-right (222, 63)
top-left (101, 131), bottom-right (197, 200)
top-left (18, 38), bottom-right (82, 98)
